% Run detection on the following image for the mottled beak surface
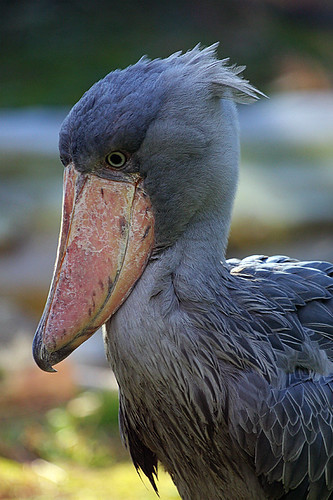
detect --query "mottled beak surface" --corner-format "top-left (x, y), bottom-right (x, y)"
top-left (33, 164), bottom-right (154, 372)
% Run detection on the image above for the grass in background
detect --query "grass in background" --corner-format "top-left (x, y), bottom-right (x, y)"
top-left (0, 389), bottom-right (180, 499)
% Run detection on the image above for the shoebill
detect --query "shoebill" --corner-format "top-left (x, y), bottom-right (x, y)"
top-left (33, 45), bottom-right (333, 500)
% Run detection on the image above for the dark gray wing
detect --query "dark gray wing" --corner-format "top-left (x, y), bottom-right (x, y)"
top-left (227, 255), bottom-right (333, 366)
top-left (229, 370), bottom-right (333, 500)
top-left (227, 255), bottom-right (333, 498)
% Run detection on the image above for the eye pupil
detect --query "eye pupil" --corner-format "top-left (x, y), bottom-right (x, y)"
top-left (106, 151), bottom-right (126, 168)
top-left (109, 154), bottom-right (122, 165)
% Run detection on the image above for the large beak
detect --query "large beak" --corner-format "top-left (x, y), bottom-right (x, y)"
top-left (33, 164), bottom-right (154, 372)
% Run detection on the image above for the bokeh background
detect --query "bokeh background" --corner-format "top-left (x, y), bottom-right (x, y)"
top-left (1, 1), bottom-right (333, 498)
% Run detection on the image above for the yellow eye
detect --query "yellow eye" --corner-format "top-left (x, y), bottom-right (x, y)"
top-left (106, 151), bottom-right (127, 168)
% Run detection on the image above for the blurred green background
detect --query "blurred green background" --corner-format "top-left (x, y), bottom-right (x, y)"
top-left (1, 0), bottom-right (333, 498)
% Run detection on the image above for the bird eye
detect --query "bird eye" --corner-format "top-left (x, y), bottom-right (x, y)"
top-left (106, 151), bottom-right (127, 168)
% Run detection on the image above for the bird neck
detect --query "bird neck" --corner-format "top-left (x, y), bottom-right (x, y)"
top-left (177, 211), bottom-right (231, 265)
top-left (168, 96), bottom-right (239, 273)
top-left (149, 209), bottom-right (232, 307)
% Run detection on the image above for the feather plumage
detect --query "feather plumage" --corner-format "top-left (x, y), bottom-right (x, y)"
top-left (56, 44), bottom-right (333, 499)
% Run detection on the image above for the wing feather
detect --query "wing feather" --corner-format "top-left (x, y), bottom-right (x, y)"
top-left (228, 255), bottom-right (333, 370)
top-left (230, 372), bottom-right (333, 497)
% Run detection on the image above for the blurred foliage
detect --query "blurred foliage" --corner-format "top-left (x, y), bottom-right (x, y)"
top-left (0, 389), bottom-right (180, 499)
top-left (0, 458), bottom-right (180, 499)
top-left (0, 390), bottom-right (121, 465)
top-left (1, 0), bottom-right (333, 106)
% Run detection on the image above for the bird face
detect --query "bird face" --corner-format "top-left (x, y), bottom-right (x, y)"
top-left (33, 45), bottom-right (260, 372)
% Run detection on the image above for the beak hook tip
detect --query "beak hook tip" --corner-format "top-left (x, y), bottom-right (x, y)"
top-left (32, 334), bottom-right (58, 373)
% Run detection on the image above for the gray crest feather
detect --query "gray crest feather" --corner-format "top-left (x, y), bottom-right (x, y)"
top-left (177, 43), bottom-right (265, 103)
top-left (138, 42), bottom-right (265, 104)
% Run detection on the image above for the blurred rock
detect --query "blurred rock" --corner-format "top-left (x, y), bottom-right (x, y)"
top-left (0, 173), bottom-right (62, 252)
top-left (0, 300), bottom-right (77, 411)
top-left (0, 108), bottom-right (67, 155)
top-left (234, 159), bottom-right (333, 227)
top-left (0, 298), bottom-right (36, 366)
top-left (239, 91), bottom-right (333, 145)
top-left (0, 180), bottom-right (34, 252)
top-left (0, 234), bottom-right (57, 315)
top-left (0, 361), bottom-right (77, 412)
